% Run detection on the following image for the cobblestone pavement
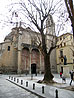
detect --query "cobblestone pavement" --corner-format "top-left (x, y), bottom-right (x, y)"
top-left (0, 75), bottom-right (39, 98)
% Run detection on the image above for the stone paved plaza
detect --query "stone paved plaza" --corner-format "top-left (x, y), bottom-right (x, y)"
top-left (0, 74), bottom-right (74, 98)
top-left (0, 75), bottom-right (39, 98)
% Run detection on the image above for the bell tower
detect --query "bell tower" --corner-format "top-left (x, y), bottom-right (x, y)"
top-left (46, 14), bottom-right (55, 35)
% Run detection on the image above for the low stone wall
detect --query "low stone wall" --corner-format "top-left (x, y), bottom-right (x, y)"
top-left (0, 66), bottom-right (17, 74)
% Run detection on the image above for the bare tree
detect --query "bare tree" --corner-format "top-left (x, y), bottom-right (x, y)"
top-left (6, 0), bottom-right (67, 83)
top-left (64, 0), bottom-right (74, 40)
top-left (15, 0), bottom-right (64, 83)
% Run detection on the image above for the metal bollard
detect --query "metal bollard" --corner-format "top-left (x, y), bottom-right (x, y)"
top-left (9, 76), bottom-right (10, 79)
top-left (11, 77), bottom-right (13, 80)
top-left (42, 86), bottom-right (44, 94)
top-left (17, 79), bottom-right (19, 83)
top-left (55, 89), bottom-right (58, 98)
top-left (21, 80), bottom-right (23, 85)
top-left (26, 81), bottom-right (28, 87)
top-left (33, 83), bottom-right (35, 90)
top-left (14, 77), bottom-right (16, 81)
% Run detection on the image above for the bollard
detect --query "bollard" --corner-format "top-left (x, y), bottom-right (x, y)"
top-left (21, 80), bottom-right (23, 85)
top-left (17, 79), bottom-right (19, 83)
top-left (11, 77), bottom-right (13, 80)
top-left (14, 77), bottom-right (16, 81)
top-left (42, 86), bottom-right (44, 94)
top-left (9, 76), bottom-right (10, 79)
top-left (26, 81), bottom-right (28, 87)
top-left (33, 83), bottom-right (35, 90)
top-left (55, 89), bottom-right (58, 98)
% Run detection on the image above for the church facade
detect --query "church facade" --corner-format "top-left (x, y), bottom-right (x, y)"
top-left (0, 15), bottom-right (57, 74)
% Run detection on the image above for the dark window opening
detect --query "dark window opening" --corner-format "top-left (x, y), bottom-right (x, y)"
top-left (64, 43), bottom-right (66, 46)
top-left (61, 59), bottom-right (63, 62)
top-left (8, 46), bottom-right (10, 51)
top-left (60, 50), bottom-right (63, 57)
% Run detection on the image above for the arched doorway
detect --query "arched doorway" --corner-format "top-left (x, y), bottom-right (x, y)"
top-left (21, 47), bottom-right (29, 73)
top-left (31, 48), bottom-right (40, 73)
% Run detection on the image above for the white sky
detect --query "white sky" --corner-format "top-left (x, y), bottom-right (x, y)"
top-left (0, 0), bottom-right (11, 42)
top-left (0, 0), bottom-right (19, 43)
top-left (0, 0), bottom-right (73, 43)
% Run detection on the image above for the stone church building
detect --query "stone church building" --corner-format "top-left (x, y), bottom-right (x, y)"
top-left (0, 15), bottom-right (57, 74)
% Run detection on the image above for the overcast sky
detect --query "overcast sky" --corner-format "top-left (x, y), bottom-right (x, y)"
top-left (0, 0), bottom-right (73, 43)
top-left (0, 0), bottom-right (20, 43)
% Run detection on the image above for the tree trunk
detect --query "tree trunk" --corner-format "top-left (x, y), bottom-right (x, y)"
top-left (43, 53), bottom-right (54, 82)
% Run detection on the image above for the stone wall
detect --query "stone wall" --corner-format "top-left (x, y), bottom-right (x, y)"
top-left (0, 42), bottom-right (17, 73)
top-left (0, 19), bottom-right (57, 74)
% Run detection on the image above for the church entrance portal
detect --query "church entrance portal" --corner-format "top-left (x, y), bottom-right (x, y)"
top-left (31, 63), bottom-right (36, 74)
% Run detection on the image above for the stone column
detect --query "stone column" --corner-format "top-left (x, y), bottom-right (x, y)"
top-left (17, 50), bottom-right (21, 74)
top-left (17, 32), bottom-right (22, 74)
top-left (39, 51), bottom-right (42, 74)
top-left (29, 50), bottom-right (31, 74)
